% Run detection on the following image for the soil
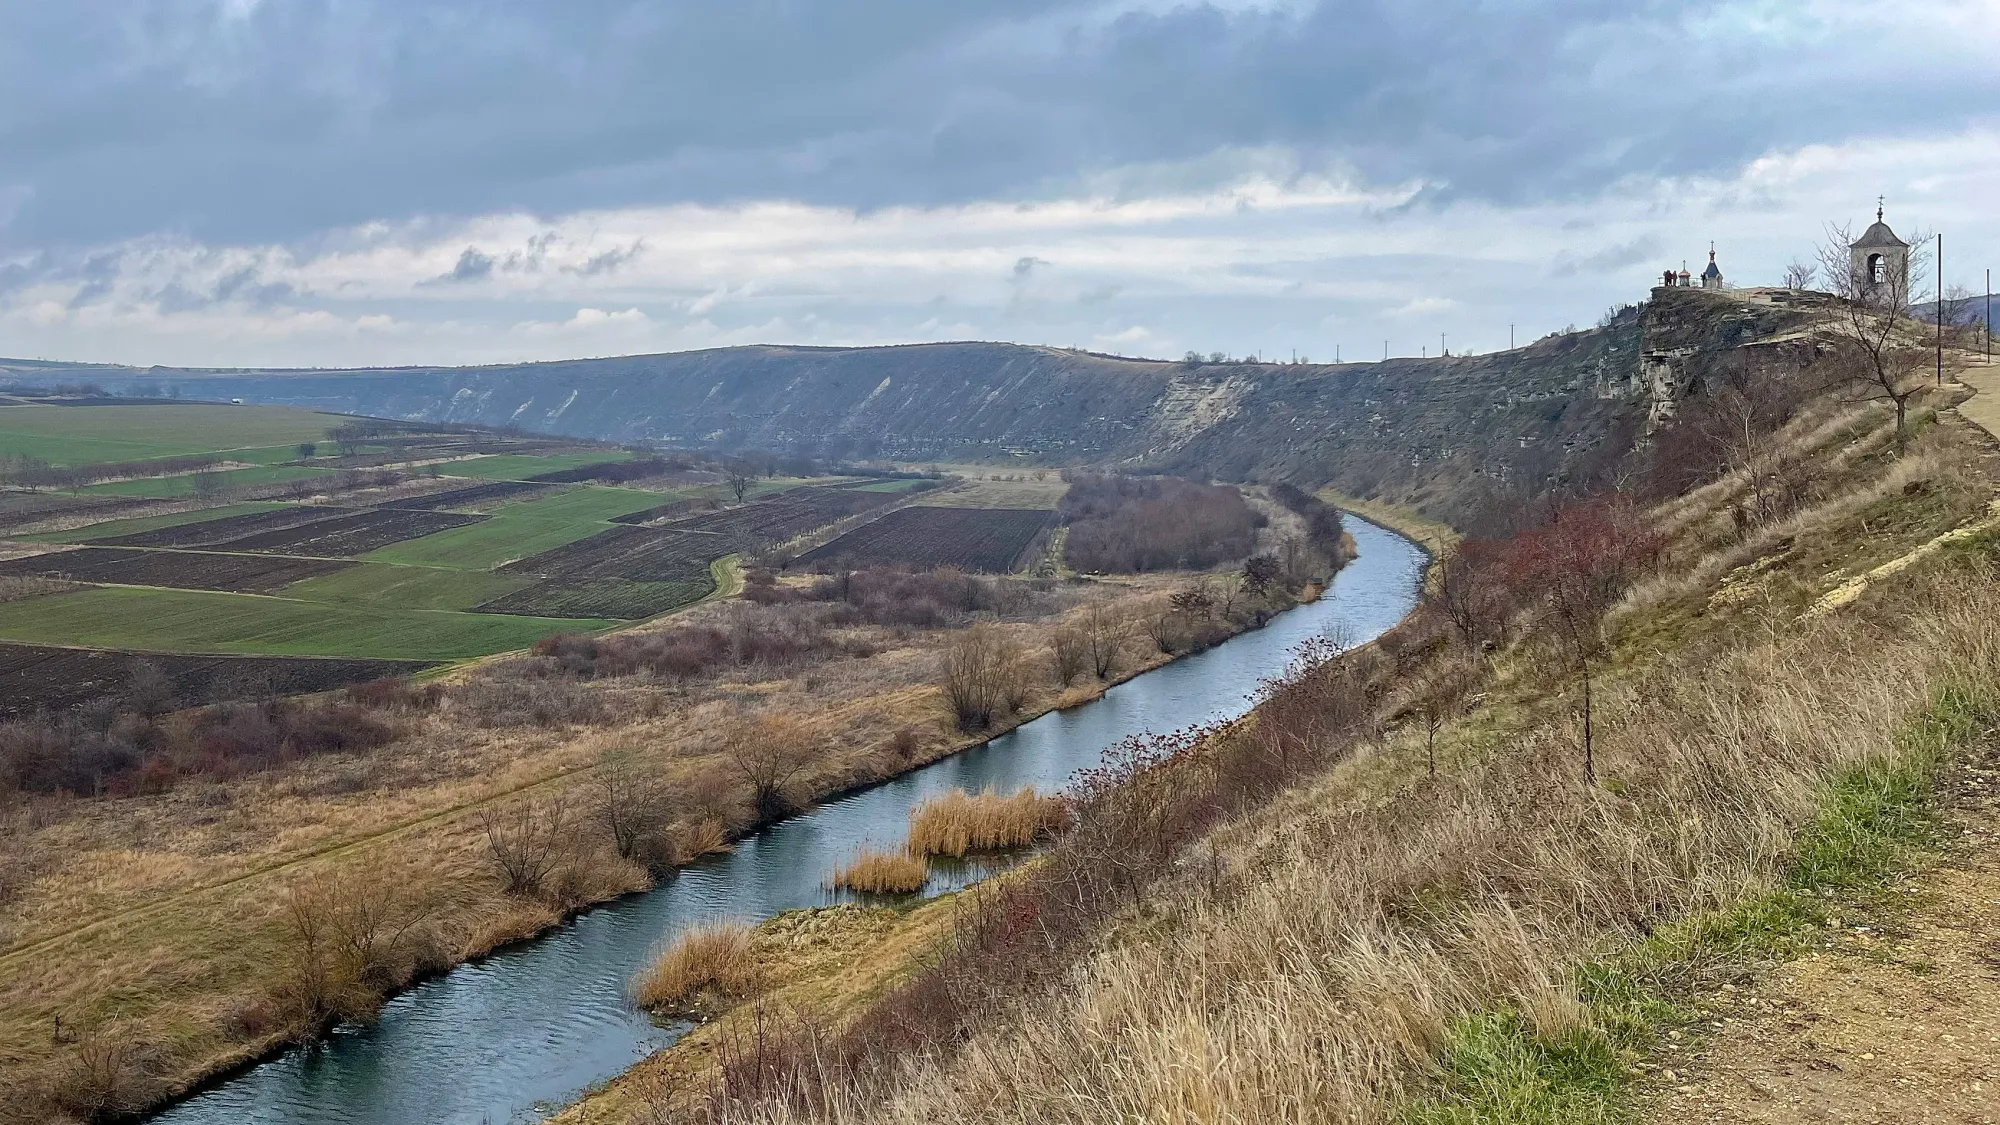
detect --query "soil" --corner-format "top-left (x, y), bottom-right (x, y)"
top-left (1642, 745), bottom-right (2000, 1124)
top-left (794, 506), bottom-right (1054, 573)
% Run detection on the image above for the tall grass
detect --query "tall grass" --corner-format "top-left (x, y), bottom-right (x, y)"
top-left (905, 788), bottom-right (1069, 857)
top-left (832, 850), bottom-right (928, 895)
top-left (631, 921), bottom-right (764, 1017)
top-left (671, 531), bottom-right (2000, 1123)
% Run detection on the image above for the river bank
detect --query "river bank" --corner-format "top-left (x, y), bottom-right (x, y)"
top-left (140, 520), bottom-right (1424, 1125)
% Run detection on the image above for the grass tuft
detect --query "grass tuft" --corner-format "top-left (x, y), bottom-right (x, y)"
top-left (832, 849), bottom-right (929, 895)
top-left (905, 787), bottom-right (1068, 857)
top-left (631, 920), bottom-right (764, 1017)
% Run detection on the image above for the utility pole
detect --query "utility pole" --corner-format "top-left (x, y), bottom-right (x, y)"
top-left (1440, 332), bottom-right (1447, 357)
top-left (1937, 234), bottom-right (1944, 386)
top-left (1986, 268), bottom-right (1991, 364)
top-left (1383, 340), bottom-right (1388, 361)
top-left (1510, 324), bottom-right (1515, 349)
top-left (1335, 344), bottom-right (1341, 363)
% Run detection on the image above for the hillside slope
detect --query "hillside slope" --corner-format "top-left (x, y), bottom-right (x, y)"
top-left (2, 288), bottom-right (1804, 525)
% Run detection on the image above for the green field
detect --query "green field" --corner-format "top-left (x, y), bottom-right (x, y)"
top-left (28, 502), bottom-right (287, 544)
top-left (281, 563), bottom-right (536, 611)
top-left (0, 586), bottom-right (607, 660)
top-left (80, 465), bottom-right (333, 498)
top-left (0, 404), bottom-right (339, 466)
top-left (440, 451), bottom-right (634, 481)
top-left (364, 486), bottom-right (666, 569)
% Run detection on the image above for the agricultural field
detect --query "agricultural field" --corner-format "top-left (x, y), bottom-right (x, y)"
top-left (364, 486), bottom-right (664, 568)
top-left (795, 507), bottom-right (1055, 572)
top-left (79, 464), bottom-right (335, 498)
top-left (0, 403), bottom-right (341, 466)
top-left (440, 451), bottom-right (635, 481)
top-left (389, 480), bottom-right (553, 511)
top-left (0, 642), bottom-right (430, 717)
top-left (215, 508), bottom-right (488, 557)
top-left (0, 546), bottom-right (352, 593)
top-left (28, 501), bottom-right (286, 544)
top-left (0, 586), bottom-right (608, 661)
top-left (281, 563), bottom-right (535, 612)
top-left (663, 485), bottom-right (899, 549)
top-left (86, 504), bottom-right (354, 548)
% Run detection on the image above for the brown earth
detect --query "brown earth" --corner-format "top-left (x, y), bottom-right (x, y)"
top-left (1643, 745), bottom-right (2000, 1125)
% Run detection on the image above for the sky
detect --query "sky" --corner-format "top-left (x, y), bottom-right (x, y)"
top-left (1, 0), bottom-right (1997, 370)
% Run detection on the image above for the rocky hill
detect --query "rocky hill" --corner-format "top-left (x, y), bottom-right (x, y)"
top-left (0, 287), bottom-right (1807, 525)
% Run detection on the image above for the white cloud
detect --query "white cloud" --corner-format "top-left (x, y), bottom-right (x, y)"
top-left (1, 126), bottom-right (1995, 368)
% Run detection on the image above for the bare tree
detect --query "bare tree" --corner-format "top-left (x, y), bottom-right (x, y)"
top-left (1082, 604), bottom-right (1122, 680)
top-left (725, 461), bottom-right (756, 503)
top-left (1413, 657), bottom-right (1476, 778)
top-left (1782, 260), bottom-right (1816, 291)
top-left (722, 714), bottom-right (817, 819)
top-left (1049, 625), bottom-right (1088, 686)
top-left (940, 626), bottom-right (1017, 730)
top-left (280, 861), bottom-right (437, 1024)
top-left (592, 753), bottom-right (670, 863)
top-left (1142, 612), bottom-right (1179, 655)
top-left (478, 796), bottom-right (572, 896)
top-left (1814, 222), bottom-right (1942, 449)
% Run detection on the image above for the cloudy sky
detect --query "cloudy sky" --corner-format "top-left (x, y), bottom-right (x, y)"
top-left (1, 0), bottom-right (1996, 369)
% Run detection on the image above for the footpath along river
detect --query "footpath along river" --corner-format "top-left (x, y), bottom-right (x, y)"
top-left (150, 516), bottom-right (1425, 1125)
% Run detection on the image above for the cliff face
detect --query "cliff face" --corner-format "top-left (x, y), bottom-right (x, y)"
top-left (2, 290), bottom-right (1805, 524)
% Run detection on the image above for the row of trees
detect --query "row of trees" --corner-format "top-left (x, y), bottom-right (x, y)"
top-left (1061, 473), bottom-right (1261, 573)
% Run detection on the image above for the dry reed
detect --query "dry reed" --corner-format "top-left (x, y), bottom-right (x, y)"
top-left (905, 788), bottom-right (1068, 858)
top-left (630, 920), bottom-right (764, 1016)
top-left (831, 850), bottom-right (929, 895)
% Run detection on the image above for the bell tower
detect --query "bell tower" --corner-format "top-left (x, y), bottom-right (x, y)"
top-left (1849, 199), bottom-right (1910, 304)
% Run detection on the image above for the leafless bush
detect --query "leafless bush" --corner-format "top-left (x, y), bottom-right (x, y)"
top-left (478, 797), bottom-right (573, 897)
top-left (940, 627), bottom-right (1018, 731)
top-left (1083, 604), bottom-right (1122, 680)
top-left (722, 715), bottom-right (818, 821)
top-left (593, 754), bottom-right (674, 866)
top-left (276, 860), bottom-right (441, 1029)
top-left (1050, 626), bottom-right (1088, 686)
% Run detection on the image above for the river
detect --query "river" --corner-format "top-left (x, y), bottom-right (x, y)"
top-left (151, 516), bottom-right (1425, 1125)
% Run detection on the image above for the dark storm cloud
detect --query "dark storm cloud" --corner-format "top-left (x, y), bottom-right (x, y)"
top-left (0, 1), bottom-right (1991, 253)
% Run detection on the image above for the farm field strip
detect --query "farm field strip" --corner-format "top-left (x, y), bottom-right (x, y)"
top-left (211, 508), bottom-right (488, 557)
top-left (362, 486), bottom-right (666, 569)
top-left (475, 575), bottom-right (714, 620)
top-left (26, 502), bottom-right (287, 544)
top-left (279, 563), bottom-right (536, 612)
top-left (0, 586), bottom-right (611, 661)
top-left (0, 404), bottom-right (339, 466)
top-left (502, 525), bottom-right (723, 583)
top-left (0, 642), bottom-right (432, 718)
top-left (385, 480), bottom-right (554, 511)
top-left (0, 546), bottom-right (353, 594)
top-left (79, 464), bottom-right (335, 499)
top-left (439, 451), bottom-right (635, 481)
top-left (795, 506), bottom-right (1055, 572)
top-left (85, 504), bottom-right (355, 547)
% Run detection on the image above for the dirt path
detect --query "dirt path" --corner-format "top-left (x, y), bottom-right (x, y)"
top-left (1955, 360), bottom-right (2000, 444)
top-left (1643, 746), bottom-right (2000, 1124)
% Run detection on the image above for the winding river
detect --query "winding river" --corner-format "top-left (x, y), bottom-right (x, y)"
top-left (151, 517), bottom-right (1425, 1125)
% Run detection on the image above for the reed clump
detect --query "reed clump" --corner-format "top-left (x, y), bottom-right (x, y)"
top-left (832, 848), bottom-right (929, 894)
top-left (906, 787), bottom-right (1069, 857)
top-left (630, 920), bottom-right (764, 1016)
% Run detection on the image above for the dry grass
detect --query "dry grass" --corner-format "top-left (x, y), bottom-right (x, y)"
top-left (631, 921), bottom-right (765, 1017)
top-left (0, 571), bottom-right (1209, 1120)
top-left (654, 422), bottom-right (2000, 1125)
top-left (831, 850), bottom-right (929, 895)
top-left (905, 788), bottom-right (1068, 858)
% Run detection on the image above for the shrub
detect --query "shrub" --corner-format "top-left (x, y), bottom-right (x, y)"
top-left (630, 920), bottom-right (764, 1016)
top-left (832, 848), bottom-right (928, 894)
top-left (1061, 474), bottom-right (1259, 573)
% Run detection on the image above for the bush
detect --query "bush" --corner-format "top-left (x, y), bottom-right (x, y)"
top-left (1061, 474), bottom-right (1259, 573)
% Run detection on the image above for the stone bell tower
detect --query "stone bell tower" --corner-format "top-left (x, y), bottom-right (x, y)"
top-left (1849, 200), bottom-right (1910, 304)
